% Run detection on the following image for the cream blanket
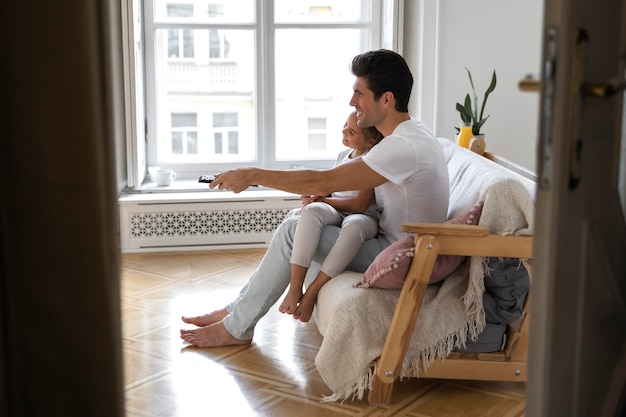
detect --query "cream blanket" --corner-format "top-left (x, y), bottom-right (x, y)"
top-left (313, 147), bottom-right (535, 401)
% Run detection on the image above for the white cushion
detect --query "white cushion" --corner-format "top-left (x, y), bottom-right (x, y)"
top-left (312, 271), bottom-right (363, 336)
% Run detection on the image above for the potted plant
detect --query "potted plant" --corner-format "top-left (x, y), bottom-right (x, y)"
top-left (455, 67), bottom-right (497, 149)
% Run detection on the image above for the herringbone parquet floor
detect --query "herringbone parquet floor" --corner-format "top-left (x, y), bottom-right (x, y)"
top-left (121, 249), bottom-right (526, 417)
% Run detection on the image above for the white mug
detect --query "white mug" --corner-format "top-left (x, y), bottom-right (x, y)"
top-left (156, 169), bottom-right (177, 186)
top-left (148, 166), bottom-right (161, 182)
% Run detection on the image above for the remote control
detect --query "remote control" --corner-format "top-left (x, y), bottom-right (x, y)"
top-left (199, 174), bottom-right (259, 188)
top-left (198, 175), bottom-right (216, 183)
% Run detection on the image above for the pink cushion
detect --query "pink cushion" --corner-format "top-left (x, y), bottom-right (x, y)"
top-left (355, 202), bottom-right (484, 289)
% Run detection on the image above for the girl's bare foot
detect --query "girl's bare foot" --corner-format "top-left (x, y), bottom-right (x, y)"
top-left (293, 292), bottom-right (316, 322)
top-left (181, 309), bottom-right (228, 327)
top-left (278, 287), bottom-right (302, 315)
top-left (180, 320), bottom-right (251, 348)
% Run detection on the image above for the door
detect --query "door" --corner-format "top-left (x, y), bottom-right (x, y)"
top-left (528, 0), bottom-right (626, 416)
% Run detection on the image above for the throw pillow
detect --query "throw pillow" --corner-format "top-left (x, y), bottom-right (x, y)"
top-left (354, 201), bottom-right (484, 289)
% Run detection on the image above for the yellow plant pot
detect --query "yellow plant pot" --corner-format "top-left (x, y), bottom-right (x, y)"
top-left (457, 123), bottom-right (473, 148)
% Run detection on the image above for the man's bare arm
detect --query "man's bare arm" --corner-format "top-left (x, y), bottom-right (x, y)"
top-left (209, 158), bottom-right (387, 195)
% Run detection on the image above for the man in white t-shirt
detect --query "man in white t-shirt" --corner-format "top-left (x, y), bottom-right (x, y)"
top-left (180, 49), bottom-right (450, 348)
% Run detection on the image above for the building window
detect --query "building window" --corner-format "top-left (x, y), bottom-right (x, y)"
top-left (213, 112), bottom-right (239, 154)
top-left (171, 112), bottom-right (198, 155)
top-left (166, 4), bottom-right (194, 58)
top-left (130, 0), bottom-right (400, 183)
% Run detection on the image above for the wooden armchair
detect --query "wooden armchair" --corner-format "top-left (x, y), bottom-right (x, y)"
top-left (368, 222), bottom-right (533, 405)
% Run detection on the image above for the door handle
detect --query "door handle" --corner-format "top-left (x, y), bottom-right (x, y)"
top-left (519, 76), bottom-right (541, 92)
top-left (581, 78), bottom-right (626, 98)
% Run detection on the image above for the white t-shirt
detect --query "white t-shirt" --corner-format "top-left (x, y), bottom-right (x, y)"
top-left (362, 117), bottom-right (449, 242)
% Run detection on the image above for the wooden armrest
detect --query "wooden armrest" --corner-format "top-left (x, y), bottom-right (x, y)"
top-left (402, 222), bottom-right (489, 237)
top-left (401, 222), bottom-right (533, 259)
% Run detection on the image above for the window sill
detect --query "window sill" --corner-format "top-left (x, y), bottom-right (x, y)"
top-left (119, 180), bottom-right (300, 206)
top-left (123, 179), bottom-right (277, 195)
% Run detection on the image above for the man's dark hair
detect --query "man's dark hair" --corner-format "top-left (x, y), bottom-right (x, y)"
top-left (350, 49), bottom-right (413, 112)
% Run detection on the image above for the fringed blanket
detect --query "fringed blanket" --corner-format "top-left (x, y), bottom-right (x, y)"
top-left (314, 177), bottom-right (534, 402)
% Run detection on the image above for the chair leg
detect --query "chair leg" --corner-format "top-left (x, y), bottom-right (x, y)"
top-left (368, 374), bottom-right (394, 405)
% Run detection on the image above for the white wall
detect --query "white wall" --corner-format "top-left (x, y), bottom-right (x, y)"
top-left (403, 0), bottom-right (544, 171)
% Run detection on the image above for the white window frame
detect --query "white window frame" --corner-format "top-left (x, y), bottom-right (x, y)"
top-left (122, 0), bottom-right (403, 187)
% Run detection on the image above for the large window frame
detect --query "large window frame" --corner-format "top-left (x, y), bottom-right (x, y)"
top-left (124, 0), bottom-right (403, 187)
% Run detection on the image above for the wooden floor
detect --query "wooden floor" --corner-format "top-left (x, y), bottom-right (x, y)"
top-left (121, 249), bottom-right (526, 417)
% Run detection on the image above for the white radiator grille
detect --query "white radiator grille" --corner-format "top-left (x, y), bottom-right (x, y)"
top-left (118, 190), bottom-right (301, 252)
top-left (129, 208), bottom-right (291, 238)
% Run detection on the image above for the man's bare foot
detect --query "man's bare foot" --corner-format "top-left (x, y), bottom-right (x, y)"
top-left (180, 320), bottom-right (251, 348)
top-left (181, 309), bottom-right (228, 327)
top-left (293, 292), bottom-right (316, 323)
top-left (278, 288), bottom-right (302, 315)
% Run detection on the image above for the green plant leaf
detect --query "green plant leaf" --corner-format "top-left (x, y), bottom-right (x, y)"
top-left (472, 115), bottom-right (490, 135)
top-left (465, 67), bottom-right (479, 122)
top-left (479, 70), bottom-right (497, 121)
top-left (456, 99), bottom-right (472, 124)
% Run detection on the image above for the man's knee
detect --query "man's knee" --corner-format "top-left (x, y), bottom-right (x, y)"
top-left (272, 214), bottom-right (299, 246)
top-left (279, 213), bottom-right (299, 231)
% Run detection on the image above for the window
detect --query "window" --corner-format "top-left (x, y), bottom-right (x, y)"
top-left (307, 117), bottom-right (327, 151)
top-left (166, 4), bottom-right (194, 58)
top-left (171, 112), bottom-right (198, 154)
top-left (129, 0), bottom-right (401, 184)
top-left (213, 112), bottom-right (239, 155)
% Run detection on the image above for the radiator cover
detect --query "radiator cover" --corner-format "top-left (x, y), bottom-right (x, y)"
top-left (118, 190), bottom-right (300, 252)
